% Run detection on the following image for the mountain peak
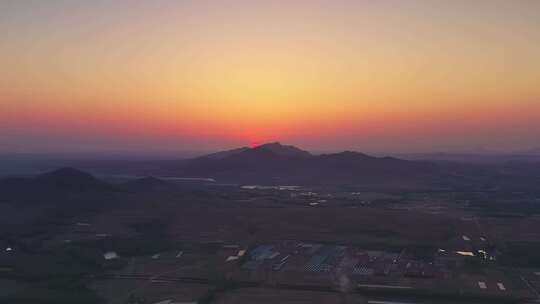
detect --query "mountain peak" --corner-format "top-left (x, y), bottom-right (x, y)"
top-left (252, 142), bottom-right (312, 158)
top-left (37, 167), bottom-right (95, 181)
top-left (255, 142), bottom-right (283, 148)
top-left (34, 167), bottom-right (109, 192)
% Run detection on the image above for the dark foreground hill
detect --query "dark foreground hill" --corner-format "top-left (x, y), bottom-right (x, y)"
top-left (178, 142), bottom-right (438, 188)
top-left (0, 167), bottom-right (113, 203)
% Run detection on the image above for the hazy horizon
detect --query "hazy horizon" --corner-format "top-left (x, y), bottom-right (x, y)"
top-left (1, 141), bottom-right (540, 161)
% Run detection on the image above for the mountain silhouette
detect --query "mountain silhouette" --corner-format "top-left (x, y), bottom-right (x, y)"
top-left (32, 168), bottom-right (109, 192)
top-left (178, 143), bottom-right (437, 187)
top-left (0, 168), bottom-right (112, 202)
top-left (197, 142), bottom-right (311, 161)
top-left (251, 142), bottom-right (312, 157)
top-left (200, 147), bottom-right (250, 160)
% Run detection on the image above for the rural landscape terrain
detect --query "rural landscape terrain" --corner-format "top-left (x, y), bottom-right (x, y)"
top-left (2, 143), bottom-right (540, 303)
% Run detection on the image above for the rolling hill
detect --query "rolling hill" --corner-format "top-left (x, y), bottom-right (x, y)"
top-left (0, 168), bottom-right (113, 203)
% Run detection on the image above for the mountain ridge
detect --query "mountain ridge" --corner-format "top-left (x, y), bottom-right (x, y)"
top-left (179, 143), bottom-right (437, 187)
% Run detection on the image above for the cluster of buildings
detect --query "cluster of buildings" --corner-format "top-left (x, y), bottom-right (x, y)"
top-left (235, 241), bottom-right (446, 283)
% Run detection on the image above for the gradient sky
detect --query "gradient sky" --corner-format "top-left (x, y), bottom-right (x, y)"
top-left (2, 0), bottom-right (540, 155)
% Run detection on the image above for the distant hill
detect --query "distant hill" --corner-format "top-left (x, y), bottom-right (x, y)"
top-left (32, 168), bottom-right (110, 192)
top-left (0, 168), bottom-right (112, 202)
top-left (178, 143), bottom-right (437, 188)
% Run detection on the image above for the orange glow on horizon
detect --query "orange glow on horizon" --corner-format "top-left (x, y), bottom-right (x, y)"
top-left (2, 1), bottom-right (540, 153)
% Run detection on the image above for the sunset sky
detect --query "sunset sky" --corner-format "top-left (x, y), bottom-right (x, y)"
top-left (2, 0), bottom-right (540, 155)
